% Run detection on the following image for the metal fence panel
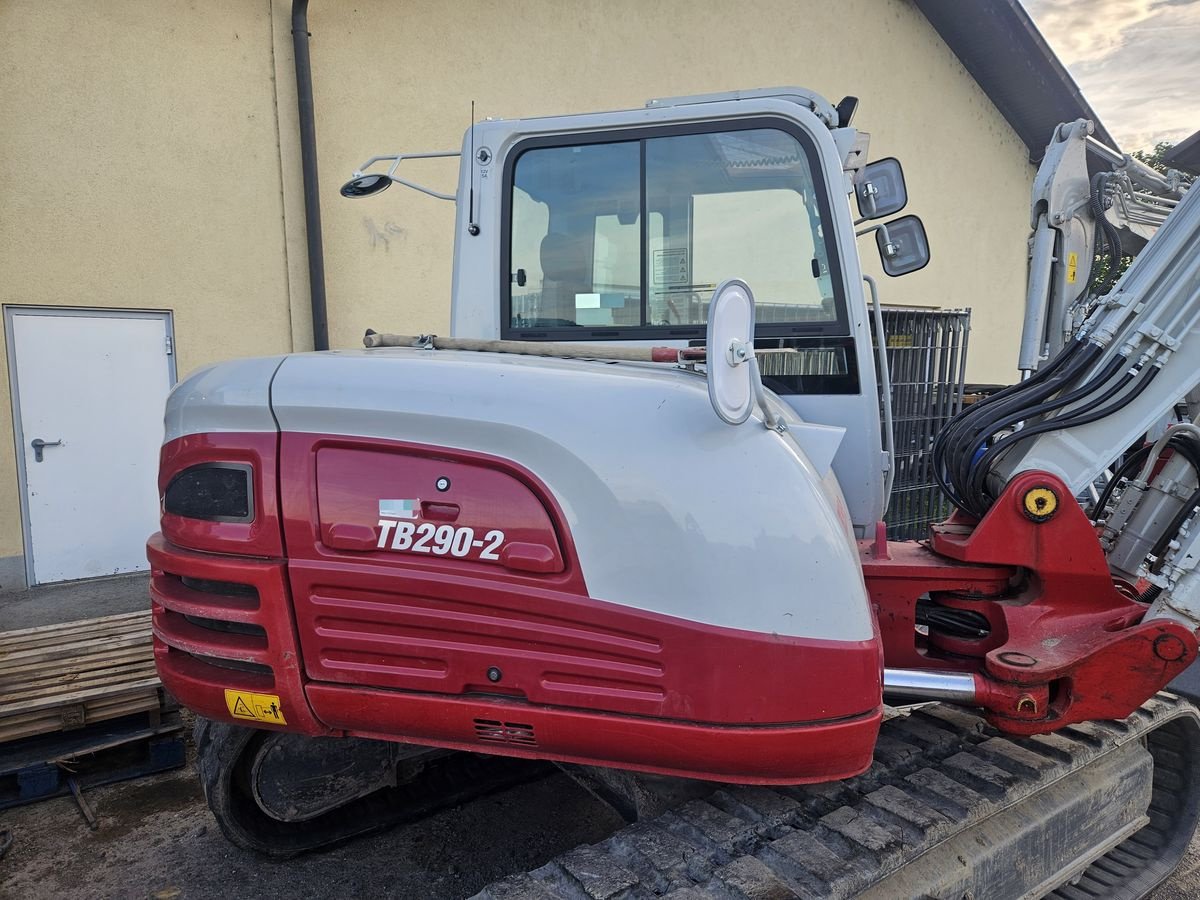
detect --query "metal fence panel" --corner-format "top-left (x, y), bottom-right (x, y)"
top-left (876, 307), bottom-right (971, 541)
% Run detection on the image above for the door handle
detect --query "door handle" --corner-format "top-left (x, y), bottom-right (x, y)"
top-left (31, 438), bottom-right (63, 463)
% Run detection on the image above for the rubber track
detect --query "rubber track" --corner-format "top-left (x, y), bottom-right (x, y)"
top-left (474, 694), bottom-right (1200, 899)
top-left (195, 717), bottom-right (550, 857)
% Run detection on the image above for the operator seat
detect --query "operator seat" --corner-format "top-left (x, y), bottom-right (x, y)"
top-left (539, 232), bottom-right (592, 324)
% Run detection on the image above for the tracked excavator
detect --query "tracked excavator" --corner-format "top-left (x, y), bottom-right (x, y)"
top-left (149, 88), bottom-right (1200, 897)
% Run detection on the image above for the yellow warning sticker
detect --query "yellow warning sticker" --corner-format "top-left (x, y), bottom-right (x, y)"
top-left (224, 689), bottom-right (287, 725)
top-left (1066, 251), bottom-right (1078, 284)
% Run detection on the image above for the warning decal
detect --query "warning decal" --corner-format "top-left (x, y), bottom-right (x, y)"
top-left (1066, 251), bottom-right (1078, 284)
top-left (224, 689), bottom-right (287, 725)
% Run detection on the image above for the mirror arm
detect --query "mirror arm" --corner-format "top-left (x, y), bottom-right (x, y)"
top-left (749, 355), bottom-right (786, 433)
top-left (350, 150), bottom-right (462, 202)
top-left (856, 221), bottom-right (902, 259)
top-left (858, 181), bottom-right (879, 219)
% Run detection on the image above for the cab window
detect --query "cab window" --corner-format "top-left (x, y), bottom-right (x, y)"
top-left (506, 125), bottom-right (846, 339)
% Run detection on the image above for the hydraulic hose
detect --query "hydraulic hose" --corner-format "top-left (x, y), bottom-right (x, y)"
top-left (1092, 444), bottom-right (1153, 521)
top-left (966, 354), bottom-right (1137, 506)
top-left (1089, 173), bottom-right (1124, 296)
top-left (936, 340), bottom-right (1104, 514)
top-left (933, 339), bottom-right (1092, 511)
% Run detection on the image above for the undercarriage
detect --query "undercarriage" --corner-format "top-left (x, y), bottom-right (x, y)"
top-left (198, 694), bottom-right (1200, 898)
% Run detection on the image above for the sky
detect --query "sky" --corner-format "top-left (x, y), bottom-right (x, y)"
top-left (1021, 0), bottom-right (1200, 153)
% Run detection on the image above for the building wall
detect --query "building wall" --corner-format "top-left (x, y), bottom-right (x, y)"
top-left (0, 1), bottom-right (298, 586)
top-left (0, 0), bottom-right (1035, 587)
top-left (306, 0), bottom-right (1034, 377)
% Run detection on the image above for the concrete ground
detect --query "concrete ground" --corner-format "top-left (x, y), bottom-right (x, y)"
top-left (0, 572), bottom-right (149, 632)
top-left (2, 574), bottom-right (1200, 898)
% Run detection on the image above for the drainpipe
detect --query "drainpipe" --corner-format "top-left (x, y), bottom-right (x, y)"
top-left (292, 0), bottom-right (329, 350)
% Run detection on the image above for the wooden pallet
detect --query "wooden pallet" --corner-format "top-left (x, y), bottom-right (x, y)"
top-left (0, 710), bottom-right (185, 810)
top-left (0, 610), bottom-right (168, 744)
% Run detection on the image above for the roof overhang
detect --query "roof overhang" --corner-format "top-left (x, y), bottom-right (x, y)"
top-left (913, 0), bottom-right (1119, 170)
top-left (1163, 130), bottom-right (1200, 175)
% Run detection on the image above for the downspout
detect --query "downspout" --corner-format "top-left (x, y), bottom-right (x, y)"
top-left (291, 0), bottom-right (329, 350)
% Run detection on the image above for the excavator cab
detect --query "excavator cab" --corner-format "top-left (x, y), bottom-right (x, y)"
top-left (343, 88), bottom-right (929, 537)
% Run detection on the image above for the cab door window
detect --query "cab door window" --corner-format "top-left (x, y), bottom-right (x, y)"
top-left (505, 123), bottom-right (846, 339)
top-left (510, 141), bottom-right (641, 330)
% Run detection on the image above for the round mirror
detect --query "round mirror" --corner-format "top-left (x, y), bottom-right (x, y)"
top-left (706, 279), bottom-right (756, 425)
top-left (340, 174), bottom-right (392, 198)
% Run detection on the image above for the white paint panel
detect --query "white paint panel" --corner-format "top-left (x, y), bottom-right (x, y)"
top-left (10, 311), bottom-right (172, 583)
top-left (265, 348), bottom-right (875, 642)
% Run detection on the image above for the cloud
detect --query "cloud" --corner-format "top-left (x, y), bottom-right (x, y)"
top-left (1022, 0), bottom-right (1200, 151)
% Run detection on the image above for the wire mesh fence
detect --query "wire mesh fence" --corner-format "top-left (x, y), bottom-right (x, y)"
top-left (876, 307), bottom-right (972, 541)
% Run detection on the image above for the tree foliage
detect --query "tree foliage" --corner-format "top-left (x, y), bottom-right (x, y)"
top-left (1090, 141), bottom-right (1175, 294)
top-left (1130, 142), bottom-right (1176, 174)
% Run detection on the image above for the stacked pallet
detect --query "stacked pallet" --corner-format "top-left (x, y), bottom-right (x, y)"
top-left (0, 610), bottom-right (165, 744)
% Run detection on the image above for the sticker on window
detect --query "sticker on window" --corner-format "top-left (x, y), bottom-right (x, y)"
top-left (654, 248), bottom-right (688, 285)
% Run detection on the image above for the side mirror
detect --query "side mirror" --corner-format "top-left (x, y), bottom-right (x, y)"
top-left (875, 215), bottom-right (930, 277)
top-left (340, 174), bottom-right (392, 198)
top-left (855, 157), bottom-right (907, 220)
top-left (706, 280), bottom-right (756, 425)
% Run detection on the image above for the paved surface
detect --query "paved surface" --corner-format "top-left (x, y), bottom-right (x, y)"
top-left (0, 572), bottom-right (148, 631)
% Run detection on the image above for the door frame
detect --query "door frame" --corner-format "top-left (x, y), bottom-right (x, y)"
top-left (3, 305), bottom-right (177, 586)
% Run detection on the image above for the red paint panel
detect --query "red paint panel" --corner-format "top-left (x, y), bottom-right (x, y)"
top-left (158, 432), bottom-right (282, 558)
top-left (865, 474), bottom-right (1199, 735)
top-left (280, 435), bottom-right (584, 592)
top-left (306, 683), bottom-right (881, 784)
top-left (288, 559), bottom-right (882, 725)
top-left (148, 534), bottom-right (333, 736)
top-left (314, 446), bottom-right (565, 572)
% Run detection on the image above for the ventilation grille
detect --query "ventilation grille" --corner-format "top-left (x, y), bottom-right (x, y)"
top-left (473, 719), bottom-right (537, 746)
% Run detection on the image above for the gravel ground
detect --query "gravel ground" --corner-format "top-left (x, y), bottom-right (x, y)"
top-left (1, 720), bottom-right (1197, 900)
top-left (0, 718), bottom-right (623, 900)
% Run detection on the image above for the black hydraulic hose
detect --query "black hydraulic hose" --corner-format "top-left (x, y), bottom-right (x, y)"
top-left (979, 365), bottom-right (1162, 476)
top-left (1086, 420), bottom-right (1200, 526)
top-left (951, 343), bottom-right (1111, 509)
top-left (933, 339), bottom-right (1088, 502)
top-left (1092, 444), bottom-right (1152, 520)
top-left (293, 0), bottom-right (330, 351)
top-left (1090, 173), bottom-right (1124, 296)
top-left (936, 341), bottom-right (1102, 512)
top-left (965, 353), bottom-right (1134, 506)
top-left (1150, 484), bottom-right (1200, 565)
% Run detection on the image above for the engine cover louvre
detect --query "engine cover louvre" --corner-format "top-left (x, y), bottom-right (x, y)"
top-left (473, 719), bottom-right (537, 746)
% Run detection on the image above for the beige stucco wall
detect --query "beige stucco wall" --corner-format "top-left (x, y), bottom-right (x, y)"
top-left (306, 0), bottom-right (1034, 377)
top-left (0, 0), bottom-right (1034, 584)
top-left (0, 1), bottom-right (298, 576)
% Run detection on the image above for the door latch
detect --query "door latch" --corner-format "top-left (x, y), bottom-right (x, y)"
top-left (31, 438), bottom-right (63, 463)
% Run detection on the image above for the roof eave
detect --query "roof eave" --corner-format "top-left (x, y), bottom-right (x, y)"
top-left (913, 0), bottom-right (1119, 168)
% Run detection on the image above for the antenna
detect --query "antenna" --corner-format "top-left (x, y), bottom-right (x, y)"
top-left (467, 100), bottom-right (480, 236)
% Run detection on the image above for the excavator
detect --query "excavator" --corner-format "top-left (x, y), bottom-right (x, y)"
top-left (148, 87), bottom-right (1200, 897)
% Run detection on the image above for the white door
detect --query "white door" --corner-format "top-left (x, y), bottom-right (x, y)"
top-left (6, 308), bottom-right (174, 584)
